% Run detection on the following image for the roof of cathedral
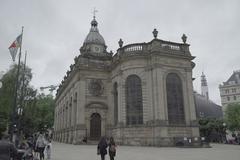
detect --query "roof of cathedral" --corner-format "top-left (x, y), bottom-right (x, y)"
top-left (194, 92), bottom-right (223, 119)
top-left (83, 16), bottom-right (105, 46)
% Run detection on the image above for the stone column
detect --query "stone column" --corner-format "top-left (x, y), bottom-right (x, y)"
top-left (151, 66), bottom-right (162, 120)
top-left (182, 70), bottom-right (191, 125)
top-left (141, 72), bottom-right (148, 124)
top-left (66, 101), bottom-right (69, 143)
top-left (146, 68), bottom-right (154, 121)
top-left (120, 80), bottom-right (126, 124)
top-left (77, 80), bottom-right (85, 125)
top-left (157, 67), bottom-right (166, 120)
top-left (73, 92), bottom-right (77, 144)
top-left (186, 70), bottom-right (197, 121)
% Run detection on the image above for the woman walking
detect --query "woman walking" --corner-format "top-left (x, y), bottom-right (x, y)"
top-left (108, 137), bottom-right (116, 160)
top-left (97, 136), bottom-right (108, 160)
top-left (36, 133), bottom-right (46, 160)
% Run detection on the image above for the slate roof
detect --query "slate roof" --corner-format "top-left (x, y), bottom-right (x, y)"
top-left (224, 71), bottom-right (240, 85)
top-left (194, 92), bottom-right (223, 119)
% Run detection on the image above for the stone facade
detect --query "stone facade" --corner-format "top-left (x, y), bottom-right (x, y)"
top-left (53, 17), bottom-right (200, 146)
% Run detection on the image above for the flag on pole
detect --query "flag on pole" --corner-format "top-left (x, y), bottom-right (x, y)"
top-left (8, 34), bottom-right (22, 62)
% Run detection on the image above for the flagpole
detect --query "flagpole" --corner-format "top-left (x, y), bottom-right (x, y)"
top-left (11, 26), bottom-right (24, 144)
top-left (18, 50), bottom-right (27, 137)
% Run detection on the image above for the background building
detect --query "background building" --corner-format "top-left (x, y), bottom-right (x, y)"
top-left (201, 72), bottom-right (209, 100)
top-left (53, 17), bottom-right (200, 146)
top-left (194, 92), bottom-right (223, 119)
top-left (219, 70), bottom-right (240, 111)
top-left (194, 72), bottom-right (222, 119)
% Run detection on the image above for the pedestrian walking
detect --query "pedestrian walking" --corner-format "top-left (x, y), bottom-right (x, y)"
top-left (108, 137), bottom-right (116, 160)
top-left (33, 133), bottom-right (39, 157)
top-left (97, 136), bottom-right (108, 160)
top-left (44, 140), bottom-right (52, 160)
top-left (36, 133), bottom-right (46, 160)
top-left (22, 139), bottom-right (34, 160)
top-left (0, 134), bottom-right (18, 160)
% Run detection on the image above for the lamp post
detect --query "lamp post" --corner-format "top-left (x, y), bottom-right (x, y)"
top-left (222, 122), bottom-right (226, 143)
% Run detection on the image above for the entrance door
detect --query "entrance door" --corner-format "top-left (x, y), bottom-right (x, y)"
top-left (90, 113), bottom-right (101, 140)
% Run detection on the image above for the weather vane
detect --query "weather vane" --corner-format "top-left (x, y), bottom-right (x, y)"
top-left (93, 8), bottom-right (98, 19)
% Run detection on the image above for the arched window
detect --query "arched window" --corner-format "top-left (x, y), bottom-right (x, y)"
top-left (166, 73), bottom-right (185, 124)
top-left (113, 82), bottom-right (118, 125)
top-left (126, 75), bottom-right (143, 125)
top-left (73, 93), bottom-right (77, 126)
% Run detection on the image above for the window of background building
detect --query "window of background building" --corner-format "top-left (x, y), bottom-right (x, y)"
top-left (232, 88), bottom-right (236, 93)
top-left (234, 96), bottom-right (236, 100)
top-left (227, 96), bottom-right (230, 101)
top-left (225, 89), bottom-right (229, 94)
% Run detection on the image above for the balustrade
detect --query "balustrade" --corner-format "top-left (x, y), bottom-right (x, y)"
top-left (114, 40), bottom-right (189, 59)
top-left (161, 43), bottom-right (180, 50)
top-left (124, 44), bottom-right (143, 52)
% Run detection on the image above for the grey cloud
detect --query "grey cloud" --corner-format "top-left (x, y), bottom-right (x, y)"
top-left (1, 0), bottom-right (240, 104)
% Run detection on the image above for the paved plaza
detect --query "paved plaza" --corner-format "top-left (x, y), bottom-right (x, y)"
top-left (52, 142), bottom-right (240, 160)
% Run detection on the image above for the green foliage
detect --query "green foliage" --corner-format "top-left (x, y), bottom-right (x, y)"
top-left (199, 118), bottom-right (226, 142)
top-left (0, 63), bottom-right (32, 135)
top-left (225, 103), bottom-right (240, 131)
top-left (0, 64), bottom-right (55, 136)
top-left (20, 93), bottom-right (55, 135)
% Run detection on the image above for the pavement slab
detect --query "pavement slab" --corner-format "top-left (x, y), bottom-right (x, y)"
top-left (52, 142), bottom-right (240, 160)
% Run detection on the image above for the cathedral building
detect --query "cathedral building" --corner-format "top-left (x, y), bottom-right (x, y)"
top-left (53, 16), bottom-right (200, 146)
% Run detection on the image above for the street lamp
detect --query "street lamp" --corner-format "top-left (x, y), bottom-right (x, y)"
top-left (223, 122), bottom-right (226, 127)
top-left (222, 122), bottom-right (227, 143)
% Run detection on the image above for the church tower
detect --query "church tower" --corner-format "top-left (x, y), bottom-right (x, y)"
top-left (80, 15), bottom-right (111, 58)
top-left (201, 72), bottom-right (209, 100)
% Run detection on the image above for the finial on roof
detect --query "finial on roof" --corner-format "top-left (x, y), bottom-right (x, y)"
top-left (152, 28), bottom-right (158, 39)
top-left (93, 8), bottom-right (98, 19)
top-left (91, 8), bottom-right (98, 27)
top-left (118, 38), bottom-right (123, 48)
top-left (182, 34), bottom-right (187, 44)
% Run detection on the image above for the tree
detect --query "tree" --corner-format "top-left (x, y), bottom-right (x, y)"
top-left (0, 63), bottom-right (32, 136)
top-left (225, 103), bottom-right (240, 131)
top-left (21, 93), bottom-right (55, 135)
top-left (0, 64), bottom-right (55, 137)
top-left (199, 118), bottom-right (226, 142)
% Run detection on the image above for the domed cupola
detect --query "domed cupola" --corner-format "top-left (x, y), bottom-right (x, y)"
top-left (83, 16), bottom-right (106, 46)
top-left (80, 16), bottom-right (108, 57)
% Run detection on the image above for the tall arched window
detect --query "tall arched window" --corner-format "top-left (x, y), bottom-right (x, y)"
top-left (166, 73), bottom-right (185, 124)
top-left (126, 75), bottom-right (143, 125)
top-left (113, 82), bottom-right (118, 125)
top-left (73, 92), bottom-right (77, 126)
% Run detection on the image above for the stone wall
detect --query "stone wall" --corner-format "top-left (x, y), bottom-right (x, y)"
top-left (111, 125), bottom-right (200, 146)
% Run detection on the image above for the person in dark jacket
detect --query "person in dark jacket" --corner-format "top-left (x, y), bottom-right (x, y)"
top-left (0, 134), bottom-right (18, 160)
top-left (97, 136), bottom-right (108, 160)
top-left (108, 137), bottom-right (116, 160)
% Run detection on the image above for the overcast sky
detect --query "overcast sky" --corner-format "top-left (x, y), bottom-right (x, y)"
top-left (0, 0), bottom-right (239, 105)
